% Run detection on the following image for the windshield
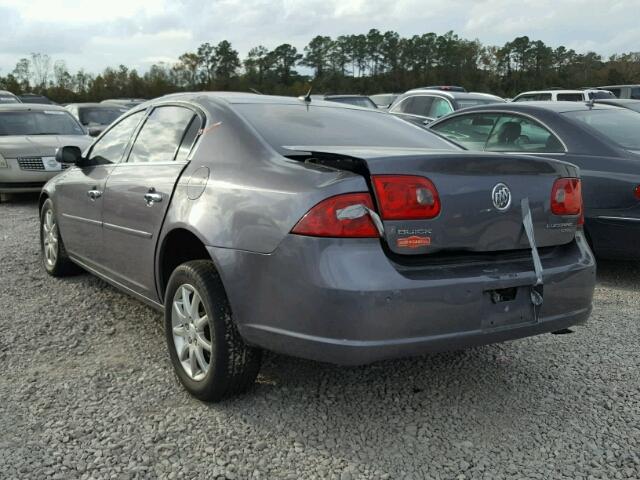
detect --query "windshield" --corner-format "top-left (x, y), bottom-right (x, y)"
top-left (79, 107), bottom-right (126, 126)
top-left (563, 108), bottom-right (640, 150)
top-left (457, 98), bottom-right (503, 109)
top-left (234, 103), bottom-right (456, 153)
top-left (0, 110), bottom-right (85, 136)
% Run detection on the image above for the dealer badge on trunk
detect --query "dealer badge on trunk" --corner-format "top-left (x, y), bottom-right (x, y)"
top-left (492, 183), bottom-right (512, 211)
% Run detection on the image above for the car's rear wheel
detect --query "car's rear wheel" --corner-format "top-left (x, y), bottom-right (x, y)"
top-left (164, 260), bottom-right (262, 401)
top-left (40, 198), bottom-right (79, 276)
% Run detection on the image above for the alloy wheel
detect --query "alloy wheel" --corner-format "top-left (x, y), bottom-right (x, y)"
top-left (42, 208), bottom-right (59, 268)
top-left (171, 284), bottom-right (212, 381)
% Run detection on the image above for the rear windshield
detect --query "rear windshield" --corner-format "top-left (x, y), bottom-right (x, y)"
top-left (327, 97), bottom-right (376, 109)
top-left (563, 109), bottom-right (640, 150)
top-left (234, 103), bottom-right (456, 152)
top-left (588, 91), bottom-right (615, 99)
top-left (79, 107), bottom-right (127, 126)
top-left (457, 98), bottom-right (503, 109)
top-left (0, 110), bottom-right (85, 136)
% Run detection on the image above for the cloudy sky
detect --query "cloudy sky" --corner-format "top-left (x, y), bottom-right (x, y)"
top-left (0, 0), bottom-right (637, 75)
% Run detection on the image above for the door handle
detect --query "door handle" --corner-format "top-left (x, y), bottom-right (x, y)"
top-left (87, 189), bottom-right (102, 201)
top-left (144, 189), bottom-right (163, 206)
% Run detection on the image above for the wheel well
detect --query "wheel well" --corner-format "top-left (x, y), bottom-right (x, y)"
top-left (159, 229), bottom-right (211, 298)
top-left (38, 193), bottom-right (49, 212)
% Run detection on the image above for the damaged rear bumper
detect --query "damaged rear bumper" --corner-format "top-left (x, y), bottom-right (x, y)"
top-left (208, 232), bottom-right (596, 365)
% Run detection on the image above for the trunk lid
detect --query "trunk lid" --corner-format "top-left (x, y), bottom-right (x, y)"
top-left (285, 146), bottom-right (580, 255)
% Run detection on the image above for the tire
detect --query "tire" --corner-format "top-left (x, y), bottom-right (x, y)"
top-left (164, 260), bottom-right (262, 401)
top-left (40, 198), bottom-right (80, 277)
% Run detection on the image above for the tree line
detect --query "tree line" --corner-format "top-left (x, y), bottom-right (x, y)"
top-left (1, 30), bottom-right (639, 103)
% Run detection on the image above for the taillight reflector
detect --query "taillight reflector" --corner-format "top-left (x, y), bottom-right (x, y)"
top-left (551, 178), bottom-right (582, 216)
top-left (634, 185), bottom-right (640, 200)
top-left (291, 193), bottom-right (378, 238)
top-left (372, 175), bottom-right (441, 220)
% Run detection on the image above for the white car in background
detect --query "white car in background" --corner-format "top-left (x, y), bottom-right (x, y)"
top-left (0, 90), bottom-right (21, 104)
top-left (512, 89), bottom-right (615, 102)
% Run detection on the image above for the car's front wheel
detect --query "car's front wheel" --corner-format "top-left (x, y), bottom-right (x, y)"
top-left (164, 260), bottom-right (262, 401)
top-left (40, 198), bottom-right (79, 276)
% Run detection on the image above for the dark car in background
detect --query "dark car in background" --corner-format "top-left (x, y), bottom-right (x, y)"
top-left (0, 90), bottom-right (21, 104)
top-left (594, 98), bottom-right (640, 113)
top-left (41, 92), bottom-right (594, 401)
top-left (597, 85), bottom-right (640, 99)
top-left (389, 88), bottom-right (505, 125)
top-left (0, 104), bottom-right (91, 199)
top-left (19, 93), bottom-right (57, 105)
top-left (100, 98), bottom-right (146, 109)
top-left (428, 101), bottom-right (640, 259)
top-left (65, 103), bottom-right (129, 137)
top-left (321, 94), bottom-right (378, 109)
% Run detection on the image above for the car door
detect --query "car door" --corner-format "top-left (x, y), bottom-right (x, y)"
top-left (55, 110), bottom-right (146, 267)
top-left (100, 105), bottom-right (202, 300)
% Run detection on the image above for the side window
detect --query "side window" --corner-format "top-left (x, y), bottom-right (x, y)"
top-left (429, 98), bottom-right (454, 119)
top-left (630, 88), bottom-right (640, 100)
top-left (536, 93), bottom-right (552, 101)
top-left (557, 93), bottom-right (583, 101)
top-left (127, 106), bottom-right (195, 163)
top-left (608, 88), bottom-right (621, 98)
top-left (430, 114), bottom-right (499, 150)
top-left (485, 115), bottom-right (564, 153)
top-left (88, 111), bottom-right (145, 164)
top-left (514, 94), bottom-right (534, 102)
top-left (175, 116), bottom-right (202, 163)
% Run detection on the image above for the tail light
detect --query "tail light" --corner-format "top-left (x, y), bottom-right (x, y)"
top-left (372, 175), bottom-right (441, 220)
top-left (634, 185), bottom-right (640, 200)
top-left (551, 178), bottom-right (582, 217)
top-left (291, 193), bottom-right (378, 238)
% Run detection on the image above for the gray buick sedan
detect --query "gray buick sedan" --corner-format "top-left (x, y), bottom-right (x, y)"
top-left (40, 93), bottom-right (595, 401)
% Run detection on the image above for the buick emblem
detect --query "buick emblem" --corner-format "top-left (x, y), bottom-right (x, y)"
top-left (492, 183), bottom-right (511, 211)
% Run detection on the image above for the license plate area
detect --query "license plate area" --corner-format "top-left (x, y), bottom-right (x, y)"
top-left (42, 156), bottom-right (62, 172)
top-left (482, 285), bottom-right (536, 330)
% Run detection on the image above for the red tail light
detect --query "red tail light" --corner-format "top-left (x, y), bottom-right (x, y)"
top-left (372, 175), bottom-right (441, 220)
top-left (291, 193), bottom-right (378, 238)
top-left (551, 178), bottom-right (582, 216)
top-left (634, 185), bottom-right (640, 200)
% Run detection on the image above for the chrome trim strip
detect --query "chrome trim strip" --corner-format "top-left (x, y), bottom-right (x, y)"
top-left (596, 216), bottom-right (640, 222)
top-left (69, 254), bottom-right (163, 311)
top-left (103, 222), bottom-right (153, 238)
top-left (61, 213), bottom-right (102, 226)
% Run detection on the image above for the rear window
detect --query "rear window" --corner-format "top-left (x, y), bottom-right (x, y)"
top-left (563, 109), bottom-right (640, 150)
top-left (0, 110), bottom-right (85, 136)
top-left (557, 93), bottom-right (583, 102)
top-left (79, 107), bottom-right (127, 126)
top-left (234, 103), bottom-right (456, 152)
top-left (631, 87), bottom-right (640, 100)
top-left (0, 95), bottom-right (19, 104)
top-left (588, 91), bottom-right (615, 100)
top-left (328, 97), bottom-right (376, 109)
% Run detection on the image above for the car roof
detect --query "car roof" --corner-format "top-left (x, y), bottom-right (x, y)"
top-left (594, 98), bottom-right (640, 106)
top-left (324, 94), bottom-right (370, 99)
top-left (449, 100), bottom-right (620, 114)
top-left (598, 84), bottom-right (640, 88)
top-left (67, 102), bottom-right (125, 108)
top-left (403, 89), bottom-right (502, 100)
top-left (0, 103), bottom-right (68, 112)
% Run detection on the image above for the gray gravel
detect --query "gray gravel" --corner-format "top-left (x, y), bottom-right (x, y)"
top-left (1, 194), bottom-right (639, 480)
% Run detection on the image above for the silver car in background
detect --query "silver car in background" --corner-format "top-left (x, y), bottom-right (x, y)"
top-left (65, 103), bottom-right (129, 137)
top-left (0, 104), bottom-right (92, 200)
top-left (0, 90), bottom-right (21, 104)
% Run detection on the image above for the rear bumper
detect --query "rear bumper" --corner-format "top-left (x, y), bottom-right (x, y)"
top-left (208, 232), bottom-right (596, 365)
top-left (587, 215), bottom-right (640, 260)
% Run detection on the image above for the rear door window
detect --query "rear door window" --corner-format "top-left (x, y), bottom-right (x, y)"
top-left (631, 87), bottom-right (640, 100)
top-left (399, 96), bottom-right (434, 117)
top-left (485, 115), bottom-right (564, 153)
top-left (430, 113), bottom-right (499, 150)
top-left (127, 106), bottom-right (195, 163)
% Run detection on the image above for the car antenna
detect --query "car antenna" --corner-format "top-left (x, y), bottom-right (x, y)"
top-left (249, 88), bottom-right (263, 95)
top-left (298, 87), bottom-right (312, 103)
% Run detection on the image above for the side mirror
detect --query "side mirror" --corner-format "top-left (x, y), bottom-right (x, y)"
top-left (56, 146), bottom-right (83, 165)
top-left (88, 127), bottom-right (102, 137)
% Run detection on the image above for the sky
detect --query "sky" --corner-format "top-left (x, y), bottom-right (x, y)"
top-left (0, 0), bottom-right (638, 75)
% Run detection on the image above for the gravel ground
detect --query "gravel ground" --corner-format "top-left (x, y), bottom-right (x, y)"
top-left (1, 195), bottom-right (639, 480)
